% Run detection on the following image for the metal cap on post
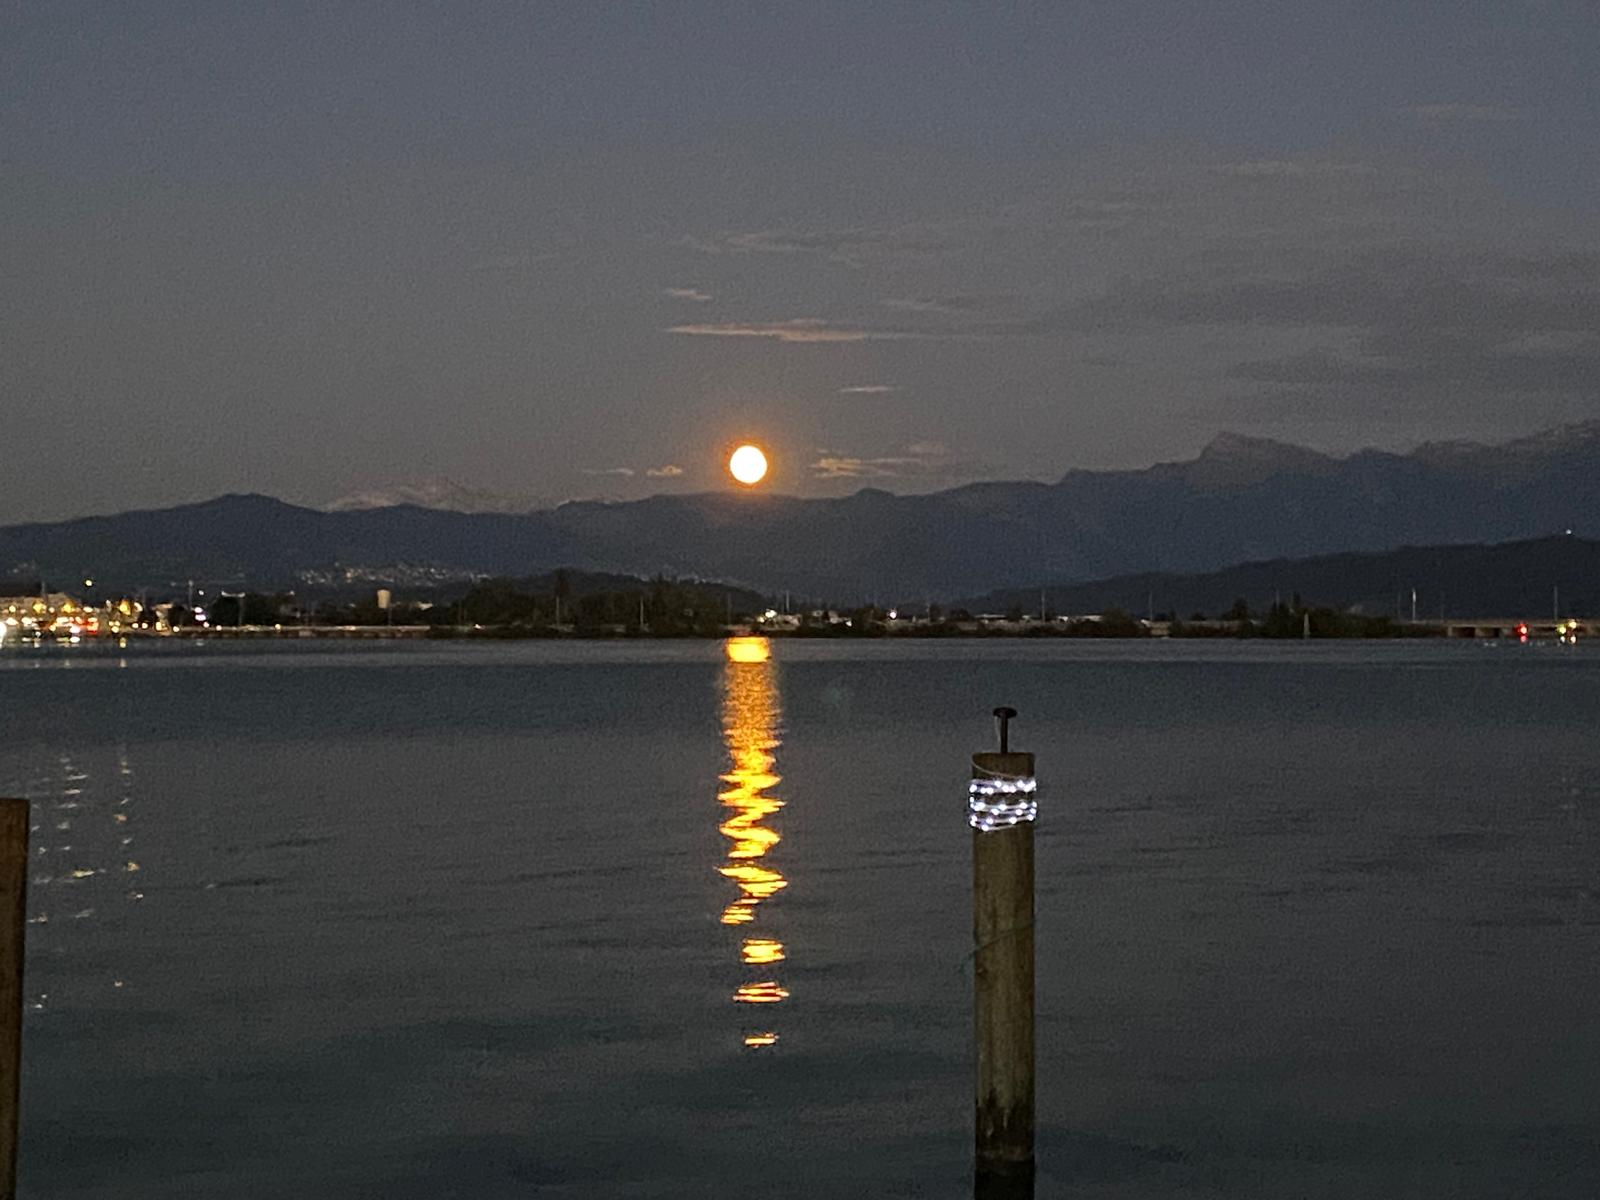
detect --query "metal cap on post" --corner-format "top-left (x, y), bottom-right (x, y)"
top-left (970, 710), bottom-right (1035, 1196)
top-left (994, 707), bottom-right (1017, 754)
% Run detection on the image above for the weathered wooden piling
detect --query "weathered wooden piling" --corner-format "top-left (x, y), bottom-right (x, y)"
top-left (970, 709), bottom-right (1035, 1194)
top-left (0, 798), bottom-right (27, 1199)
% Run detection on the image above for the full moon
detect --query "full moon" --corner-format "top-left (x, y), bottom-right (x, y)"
top-left (728, 444), bottom-right (769, 486)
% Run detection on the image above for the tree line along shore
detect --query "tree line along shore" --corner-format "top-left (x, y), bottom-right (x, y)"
top-left (155, 579), bottom-right (1452, 640)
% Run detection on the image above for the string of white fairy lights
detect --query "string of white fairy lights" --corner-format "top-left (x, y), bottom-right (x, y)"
top-left (967, 771), bottom-right (1038, 832)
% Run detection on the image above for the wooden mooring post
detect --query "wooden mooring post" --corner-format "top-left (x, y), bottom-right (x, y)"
top-left (0, 798), bottom-right (27, 1199)
top-left (970, 708), bottom-right (1036, 1196)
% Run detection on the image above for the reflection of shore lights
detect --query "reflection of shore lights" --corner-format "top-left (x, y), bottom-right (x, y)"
top-left (743, 1032), bottom-right (779, 1048)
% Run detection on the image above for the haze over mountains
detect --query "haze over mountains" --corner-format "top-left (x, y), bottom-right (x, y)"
top-left (3, 423), bottom-right (1597, 601)
top-left (324, 478), bottom-right (551, 516)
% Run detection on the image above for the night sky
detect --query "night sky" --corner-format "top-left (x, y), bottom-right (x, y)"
top-left (6, 3), bottom-right (1598, 521)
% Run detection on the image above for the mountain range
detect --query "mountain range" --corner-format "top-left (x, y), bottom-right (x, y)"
top-left (3, 422), bottom-right (1598, 600)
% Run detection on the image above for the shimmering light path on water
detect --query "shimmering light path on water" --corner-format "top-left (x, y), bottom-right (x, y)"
top-left (1, 638), bottom-right (1597, 1197)
top-left (718, 637), bottom-right (790, 1045)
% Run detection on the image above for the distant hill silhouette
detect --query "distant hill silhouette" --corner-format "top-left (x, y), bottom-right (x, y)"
top-left (0, 494), bottom-right (585, 593)
top-left (965, 535), bottom-right (1600, 620)
top-left (1, 422), bottom-right (1597, 599)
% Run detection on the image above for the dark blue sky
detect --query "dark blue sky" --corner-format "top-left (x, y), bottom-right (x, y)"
top-left (6, 3), bottom-right (1598, 518)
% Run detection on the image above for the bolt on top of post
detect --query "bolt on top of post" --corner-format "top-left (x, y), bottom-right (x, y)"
top-left (992, 706), bottom-right (1017, 753)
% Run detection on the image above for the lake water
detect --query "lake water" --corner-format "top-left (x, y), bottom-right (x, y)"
top-left (1, 637), bottom-right (1597, 1198)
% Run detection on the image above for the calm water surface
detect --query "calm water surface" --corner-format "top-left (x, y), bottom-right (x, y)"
top-left (1, 638), bottom-right (1597, 1198)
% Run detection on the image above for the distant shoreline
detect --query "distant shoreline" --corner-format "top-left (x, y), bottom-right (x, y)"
top-left (5, 617), bottom-right (1581, 644)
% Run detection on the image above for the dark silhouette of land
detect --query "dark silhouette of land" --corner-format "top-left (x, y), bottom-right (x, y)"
top-left (967, 534), bottom-right (1600, 621)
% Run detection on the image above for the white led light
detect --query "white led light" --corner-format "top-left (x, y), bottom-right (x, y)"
top-left (968, 774), bottom-right (1039, 831)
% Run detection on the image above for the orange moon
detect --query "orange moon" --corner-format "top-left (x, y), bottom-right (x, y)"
top-left (728, 444), bottom-right (769, 486)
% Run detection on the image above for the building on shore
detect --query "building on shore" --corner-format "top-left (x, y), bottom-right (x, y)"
top-left (1, 592), bottom-right (149, 638)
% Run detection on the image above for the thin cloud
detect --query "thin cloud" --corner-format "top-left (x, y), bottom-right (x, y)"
top-left (1491, 330), bottom-right (1600, 358)
top-left (881, 295), bottom-right (997, 315)
top-left (467, 250), bottom-right (559, 272)
top-left (668, 318), bottom-right (918, 344)
top-left (1406, 103), bottom-right (1529, 126)
top-left (1219, 159), bottom-right (1376, 179)
top-left (838, 385), bottom-right (898, 395)
top-left (681, 224), bottom-right (956, 268)
top-left (664, 287), bottom-right (713, 303)
top-left (581, 467), bottom-right (636, 477)
top-left (810, 441), bottom-right (951, 479)
top-left (645, 464), bottom-right (685, 477)
top-left (1110, 242), bottom-right (1600, 401)
top-left (810, 455), bottom-right (925, 479)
